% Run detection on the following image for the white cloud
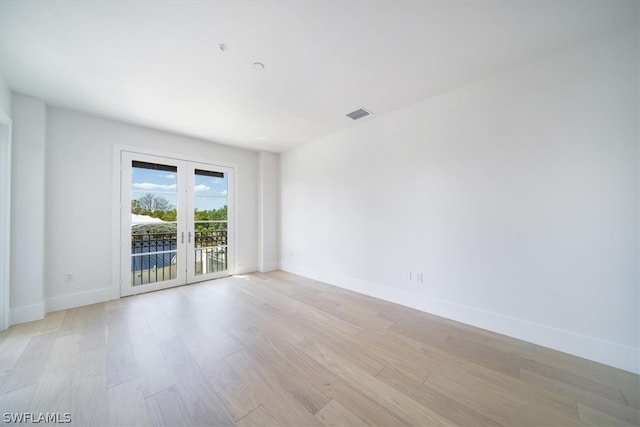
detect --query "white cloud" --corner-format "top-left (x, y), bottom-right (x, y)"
top-left (160, 174), bottom-right (176, 180)
top-left (132, 183), bottom-right (177, 190)
top-left (194, 184), bottom-right (211, 192)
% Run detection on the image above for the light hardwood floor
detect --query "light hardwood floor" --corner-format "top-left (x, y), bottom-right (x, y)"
top-left (1, 271), bottom-right (638, 426)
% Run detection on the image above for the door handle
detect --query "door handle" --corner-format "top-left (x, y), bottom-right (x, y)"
top-left (188, 231), bottom-right (192, 243)
top-left (181, 231), bottom-right (184, 244)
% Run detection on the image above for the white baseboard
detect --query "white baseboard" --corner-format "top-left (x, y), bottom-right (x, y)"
top-left (11, 301), bottom-right (45, 325)
top-left (46, 286), bottom-right (119, 313)
top-left (9, 287), bottom-right (118, 327)
top-left (281, 261), bottom-right (640, 375)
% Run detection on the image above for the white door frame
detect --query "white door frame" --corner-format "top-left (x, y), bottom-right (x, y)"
top-left (117, 148), bottom-right (236, 297)
top-left (0, 112), bottom-right (13, 330)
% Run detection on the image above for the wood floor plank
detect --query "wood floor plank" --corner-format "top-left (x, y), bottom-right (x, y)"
top-left (268, 271), bottom-right (334, 293)
top-left (159, 336), bottom-right (235, 426)
top-left (288, 318), bottom-right (386, 377)
top-left (105, 308), bottom-right (138, 389)
top-left (483, 333), bottom-right (538, 357)
top-left (390, 318), bottom-right (521, 378)
top-left (519, 368), bottom-right (639, 425)
top-left (107, 378), bottom-right (149, 427)
top-left (381, 304), bottom-right (496, 346)
top-left (360, 325), bottom-right (487, 383)
top-left (356, 328), bottom-right (432, 383)
top-left (231, 325), bottom-right (333, 414)
top-left (623, 390), bottom-right (640, 411)
top-left (193, 284), bottom-right (269, 332)
top-left (0, 271), bottom-right (637, 427)
top-left (426, 371), bottom-right (583, 426)
top-left (273, 340), bottom-right (410, 427)
top-left (359, 324), bottom-right (583, 423)
top-left (58, 306), bottom-right (89, 334)
top-left (18, 310), bottom-right (65, 337)
top-left (577, 402), bottom-right (636, 427)
top-left (145, 384), bottom-right (194, 427)
top-left (184, 312), bottom-right (242, 361)
top-left (142, 294), bottom-right (178, 341)
top-left (0, 327), bottom-right (33, 376)
top-left (236, 405), bottom-right (282, 427)
top-left (77, 303), bottom-right (107, 351)
top-left (234, 278), bottom-right (362, 338)
top-left (289, 291), bottom-right (341, 313)
top-left (292, 290), bottom-right (395, 331)
top-left (224, 350), bottom-right (323, 426)
top-left (315, 399), bottom-right (368, 427)
top-left (534, 344), bottom-right (640, 397)
top-left (172, 316), bottom-right (242, 379)
top-left (369, 327), bottom-right (584, 424)
top-left (126, 312), bottom-right (175, 398)
top-left (388, 315), bottom-right (449, 344)
top-left (154, 287), bottom-right (198, 321)
top-left (441, 335), bottom-right (522, 378)
top-left (376, 365), bottom-right (502, 427)
top-left (72, 376), bottom-right (109, 426)
top-left (227, 303), bottom-right (307, 347)
top-left (0, 331), bottom-right (57, 395)
top-left (208, 357), bottom-right (262, 422)
top-left (0, 383), bottom-right (37, 415)
top-left (425, 371), bottom-right (543, 426)
top-left (254, 275), bottom-right (310, 296)
top-left (74, 344), bottom-right (106, 378)
top-left (519, 357), bottom-right (628, 405)
top-left (29, 333), bottom-right (79, 415)
top-left (295, 338), bottom-right (455, 426)
top-left (333, 300), bottom-right (395, 330)
top-left (70, 348), bottom-right (109, 427)
top-left (239, 292), bottom-right (387, 378)
top-left (330, 382), bottom-right (411, 427)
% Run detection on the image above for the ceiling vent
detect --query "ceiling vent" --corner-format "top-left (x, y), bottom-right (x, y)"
top-left (346, 108), bottom-right (372, 120)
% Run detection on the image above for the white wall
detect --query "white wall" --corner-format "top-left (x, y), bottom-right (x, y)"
top-left (258, 151), bottom-right (280, 272)
top-left (43, 108), bottom-right (260, 310)
top-left (281, 28), bottom-right (639, 373)
top-left (0, 77), bottom-right (13, 330)
top-left (0, 78), bottom-right (10, 117)
top-left (10, 93), bottom-right (46, 323)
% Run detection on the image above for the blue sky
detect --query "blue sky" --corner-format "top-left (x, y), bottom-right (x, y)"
top-left (131, 167), bottom-right (227, 211)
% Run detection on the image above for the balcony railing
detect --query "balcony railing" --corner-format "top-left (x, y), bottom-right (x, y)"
top-left (130, 230), bottom-right (228, 285)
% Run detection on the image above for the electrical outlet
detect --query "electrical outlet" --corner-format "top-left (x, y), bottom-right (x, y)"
top-left (416, 273), bottom-right (423, 283)
top-left (407, 270), bottom-right (412, 280)
top-left (65, 273), bottom-right (74, 282)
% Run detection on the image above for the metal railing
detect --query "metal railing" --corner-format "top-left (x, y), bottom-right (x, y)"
top-left (130, 231), bottom-right (228, 285)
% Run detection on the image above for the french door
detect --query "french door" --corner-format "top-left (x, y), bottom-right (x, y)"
top-left (120, 151), bottom-right (234, 296)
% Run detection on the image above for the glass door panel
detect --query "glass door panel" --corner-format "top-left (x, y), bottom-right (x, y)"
top-left (188, 165), bottom-right (233, 282)
top-left (121, 153), bottom-right (186, 296)
top-left (130, 161), bottom-right (179, 286)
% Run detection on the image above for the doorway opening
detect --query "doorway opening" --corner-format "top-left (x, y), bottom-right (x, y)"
top-left (120, 151), bottom-right (234, 296)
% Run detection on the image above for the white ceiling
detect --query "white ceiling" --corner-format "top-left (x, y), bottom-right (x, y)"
top-left (1, 1), bottom-right (637, 152)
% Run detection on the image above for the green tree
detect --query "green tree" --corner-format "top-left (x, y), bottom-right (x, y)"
top-left (194, 205), bottom-right (227, 232)
top-left (137, 193), bottom-right (172, 212)
top-left (131, 199), bottom-right (143, 214)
